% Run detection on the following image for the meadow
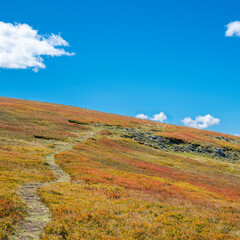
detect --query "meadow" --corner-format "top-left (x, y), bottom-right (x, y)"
top-left (0, 97), bottom-right (239, 239)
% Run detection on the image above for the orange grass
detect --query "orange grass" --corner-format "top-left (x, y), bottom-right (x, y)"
top-left (0, 97), bottom-right (239, 239)
top-left (0, 145), bottom-right (54, 238)
top-left (47, 133), bottom-right (240, 239)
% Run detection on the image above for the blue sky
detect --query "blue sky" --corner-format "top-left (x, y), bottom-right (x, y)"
top-left (0, 0), bottom-right (239, 135)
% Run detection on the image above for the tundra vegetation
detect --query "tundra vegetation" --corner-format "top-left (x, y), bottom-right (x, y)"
top-left (0, 97), bottom-right (239, 239)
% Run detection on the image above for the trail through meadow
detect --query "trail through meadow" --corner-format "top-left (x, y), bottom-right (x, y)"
top-left (10, 130), bottom-right (97, 240)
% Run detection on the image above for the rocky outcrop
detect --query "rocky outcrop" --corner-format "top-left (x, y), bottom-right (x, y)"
top-left (122, 129), bottom-right (239, 162)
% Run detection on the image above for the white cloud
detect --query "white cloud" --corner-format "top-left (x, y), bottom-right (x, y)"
top-left (150, 112), bottom-right (167, 122)
top-left (234, 133), bottom-right (240, 137)
top-left (182, 114), bottom-right (220, 129)
top-left (0, 21), bottom-right (74, 72)
top-left (135, 112), bottom-right (167, 122)
top-left (225, 21), bottom-right (240, 37)
top-left (135, 113), bottom-right (149, 120)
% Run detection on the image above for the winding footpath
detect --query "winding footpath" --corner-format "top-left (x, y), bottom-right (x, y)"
top-left (10, 131), bottom-right (95, 240)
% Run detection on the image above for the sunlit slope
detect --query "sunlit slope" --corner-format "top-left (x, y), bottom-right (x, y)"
top-left (0, 96), bottom-right (239, 148)
top-left (0, 96), bottom-right (239, 239)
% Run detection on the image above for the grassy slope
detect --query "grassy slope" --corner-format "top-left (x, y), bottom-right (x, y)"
top-left (0, 97), bottom-right (239, 239)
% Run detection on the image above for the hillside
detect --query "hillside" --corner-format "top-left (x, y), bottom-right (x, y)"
top-left (0, 97), bottom-right (239, 240)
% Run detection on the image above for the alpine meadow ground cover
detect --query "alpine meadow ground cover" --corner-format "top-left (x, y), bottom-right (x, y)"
top-left (40, 131), bottom-right (240, 239)
top-left (0, 97), bottom-right (239, 239)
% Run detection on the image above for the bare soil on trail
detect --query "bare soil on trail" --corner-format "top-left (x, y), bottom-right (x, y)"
top-left (10, 131), bottom-right (96, 240)
top-left (9, 183), bottom-right (51, 240)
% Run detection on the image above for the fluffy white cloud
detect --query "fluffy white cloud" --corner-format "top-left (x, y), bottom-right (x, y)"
top-left (135, 113), bottom-right (149, 120)
top-left (0, 21), bottom-right (74, 72)
top-left (135, 112), bottom-right (167, 122)
top-left (225, 21), bottom-right (240, 37)
top-left (150, 112), bottom-right (167, 122)
top-left (234, 133), bottom-right (240, 137)
top-left (182, 114), bottom-right (220, 129)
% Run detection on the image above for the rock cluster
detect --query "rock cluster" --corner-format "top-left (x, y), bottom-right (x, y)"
top-left (215, 136), bottom-right (231, 142)
top-left (215, 136), bottom-right (240, 144)
top-left (122, 128), bottom-right (239, 161)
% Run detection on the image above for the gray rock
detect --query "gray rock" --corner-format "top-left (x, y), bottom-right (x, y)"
top-left (215, 148), bottom-right (225, 157)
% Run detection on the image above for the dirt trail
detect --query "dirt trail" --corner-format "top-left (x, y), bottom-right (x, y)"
top-left (10, 130), bottom-right (96, 240)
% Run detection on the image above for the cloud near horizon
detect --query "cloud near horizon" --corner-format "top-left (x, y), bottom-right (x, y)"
top-left (135, 113), bottom-right (149, 120)
top-left (225, 21), bottom-right (240, 37)
top-left (136, 112), bottom-right (167, 122)
top-left (234, 133), bottom-right (240, 137)
top-left (0, 21), bottom-right (74, 72)
top-left (182, 114), bottom-right (220, 129)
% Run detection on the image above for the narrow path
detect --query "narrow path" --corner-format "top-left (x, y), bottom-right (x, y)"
top-left (10, 130), bottom-right (96, 240)
top-left (9, 183), bottom-right (51, 240)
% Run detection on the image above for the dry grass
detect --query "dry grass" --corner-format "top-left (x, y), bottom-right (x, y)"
top-left (0, 97), bottom-right (239, 239)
